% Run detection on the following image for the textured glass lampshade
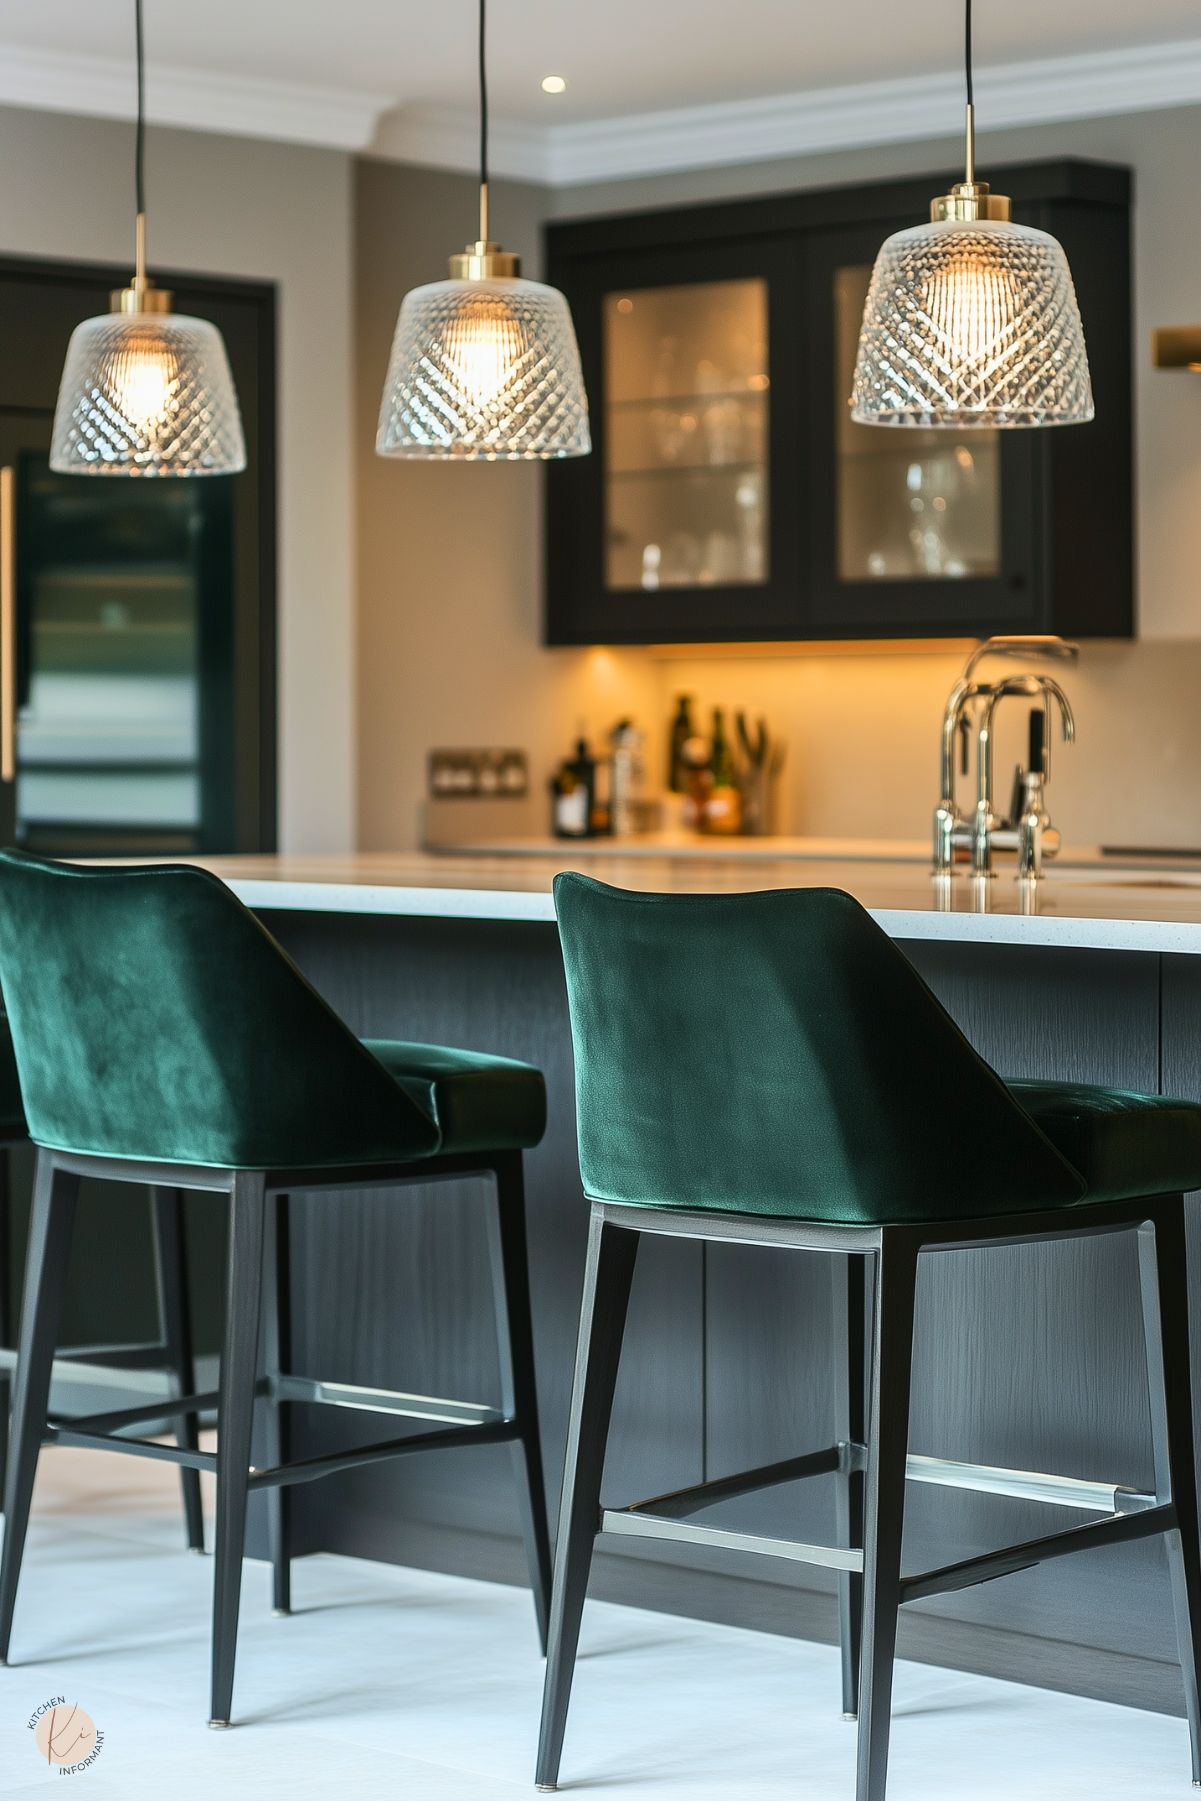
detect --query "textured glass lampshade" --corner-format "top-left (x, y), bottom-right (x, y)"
top-left (376, 276), bottom-right (590, 460)
top-left (50, 311), bottom-right (246, 475)
top-left (851, 219), bottom-right (1093, 428)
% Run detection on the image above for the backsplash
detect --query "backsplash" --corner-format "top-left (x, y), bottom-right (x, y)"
top-left (418, 638), bottom-right (1201, 856)
top-left (646, 639), bottom-right (1201, 851)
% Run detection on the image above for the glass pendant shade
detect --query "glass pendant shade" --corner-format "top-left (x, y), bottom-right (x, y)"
top-left (851, 216), bottom-right (1093, 429)
top-left (376, 274), bottom-right (590, 460)
top-left (51, 307), bottom-right (246, 476)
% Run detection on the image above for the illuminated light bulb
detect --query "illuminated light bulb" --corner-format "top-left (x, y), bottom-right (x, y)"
top-left (918, 250), bottom-right (1025, 380)
top-left (441, 293), bottom-right (529, 413)
top-left (109, 329), bottom-right (179, 436)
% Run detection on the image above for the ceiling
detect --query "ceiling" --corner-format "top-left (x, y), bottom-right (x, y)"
top-left (3, 0), bottom-right (1201, 182)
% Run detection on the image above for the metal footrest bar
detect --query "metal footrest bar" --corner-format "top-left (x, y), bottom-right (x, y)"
top-left (626, 1446), bottom-right (842, 1522)
top-left (902, 1452), bottom-right (1157, 1515)
top-left (248, 1417), bottom-right (520, 1491)
top-left (271, 1374), bottom-right (506, 1430)
top-left (47, 1426), bottom-right (217, 1473)
top-left (836, 1443), bottom-right (1158, 1515)
top-left (900, 1501), bottom-right (1177, 1604)
top-left (47, 1387), bottom-right (230, 1439)
top-left (601, 1506), bottom-right (864, 1571)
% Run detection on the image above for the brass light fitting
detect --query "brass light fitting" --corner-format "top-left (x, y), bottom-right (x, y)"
top-left (110, 211), bottom-right (173, 316)
top-left (929, 103), bottom-right (1011, 223)
top-left (448, 184), bottom-right (521, 280)
top-left (1153, 327), bottom-right (1201, 372)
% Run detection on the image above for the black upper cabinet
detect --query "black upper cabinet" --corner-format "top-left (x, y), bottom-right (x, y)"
top-left (544, 159), bottom-right (1133, 646)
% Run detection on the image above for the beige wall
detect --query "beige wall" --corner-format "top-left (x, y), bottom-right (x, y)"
top-left (357, 103), bottom-right (1201, 853)
top-left (0, 103), bottom-right (355, 852)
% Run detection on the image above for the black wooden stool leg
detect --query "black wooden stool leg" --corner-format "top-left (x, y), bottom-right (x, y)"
top-left (0, 1146), bottom-right (12, 1509)
top-left (536, 1211), bottom-right (639, 1793)
top-left (833, 1252), bottom-right (869, 1719)
top-left (261, 1192), bottom-right (292, 1615)
top-left (0, 1154), bottom-right (79, 1661)
top-left (0, 1369), bottom-right (8, 1515)
top-left (855, 1231), bottom-right (918, 1801)
top-left (487, 1153), bottom-right (552, 1652)
top-left (1138, 1205), bottom-right (1201, 1784)
top-left (209, 1171), bottom-right (266, 1728)
top-left (151, 1187), bottom-right (205, 1553)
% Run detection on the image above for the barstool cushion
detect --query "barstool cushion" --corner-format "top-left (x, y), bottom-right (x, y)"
top-left (1008, 1079), bottom-right (1201, 1204)
top-left (363, 1041), bottom-right (546, 1154)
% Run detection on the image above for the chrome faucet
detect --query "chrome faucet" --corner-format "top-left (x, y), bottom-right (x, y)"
top-left (934, 636), bottom-right (1078, 879)
top-left (971, 675), bottom-right (1075, 877)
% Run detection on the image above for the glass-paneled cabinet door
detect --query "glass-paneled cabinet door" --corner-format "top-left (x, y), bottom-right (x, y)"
top-left (545, 238), bottom-right (804, 644)
top-left (804, 224), bottom-right (1042, 637)
top-left (605, 277), bottom-right (769, 592)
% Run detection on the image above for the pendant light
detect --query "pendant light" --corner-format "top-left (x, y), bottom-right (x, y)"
top-left (376, 0), bottom-right (590, 460)
top-left (50, 0), bottom-right (245, 476)
top-left (850, 0), bottom-right (1093, 428)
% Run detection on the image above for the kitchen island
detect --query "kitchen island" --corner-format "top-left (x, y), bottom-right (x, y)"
top-left (32, 849), bottom-right (1201, 1716)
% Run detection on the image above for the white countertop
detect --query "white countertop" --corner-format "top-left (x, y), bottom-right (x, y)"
top-left (167, 849), bottom-right (1201, 955)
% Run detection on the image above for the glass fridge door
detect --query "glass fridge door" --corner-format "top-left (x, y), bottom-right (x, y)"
top-left (0, 413), bottom-right (235, 854)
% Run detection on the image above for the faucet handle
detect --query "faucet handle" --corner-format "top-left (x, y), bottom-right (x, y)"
top-left (958, 710), bottom-right (972, 777)
top-left (1028, 706), bottom-right (1047, 779)
top-left (1008, 763), bottom-right (1025, 829)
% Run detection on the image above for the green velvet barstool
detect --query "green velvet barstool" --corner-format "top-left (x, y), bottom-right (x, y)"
top-left (537, 874), bottom-right (1201, 1801)
top-left (0, 851), bottom-right (551, 1728)
top-left (0, 1020), bottom-right (203, 1549)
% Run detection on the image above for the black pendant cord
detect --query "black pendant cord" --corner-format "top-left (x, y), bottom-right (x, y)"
top-left (135, 0), bottom-right (146, 219)
top-left (477, 0), bottom-right (490, 240)
top-left (965, 0), bottom-right (973, 108)
top-left (479, 0), bottom-right (488, 193)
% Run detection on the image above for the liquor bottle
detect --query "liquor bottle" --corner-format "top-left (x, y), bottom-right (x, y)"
top-left (703, 707), bottom-right (742, 835)
top-left (551, 738), bottom-right (597, 839)
top-left (667, 694), bottom-right (693, 793)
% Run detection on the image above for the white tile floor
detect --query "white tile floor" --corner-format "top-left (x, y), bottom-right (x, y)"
top-left (0, 1447), bottom-right (1193, 1799)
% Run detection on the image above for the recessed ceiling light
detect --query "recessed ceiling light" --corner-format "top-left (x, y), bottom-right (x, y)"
top-left (541, 75), bottom-right (567, 94)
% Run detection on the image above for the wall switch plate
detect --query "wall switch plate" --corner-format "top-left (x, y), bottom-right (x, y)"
top-left (428, 748), bottom-right (529, 799)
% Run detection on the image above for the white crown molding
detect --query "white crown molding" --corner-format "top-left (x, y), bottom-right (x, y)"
top-left (378, 35), bottom-right (1201, 187)
top-left (7, 32), bottom-right (1201, 182)
top-left (372, 104), bottom-right (550, 184)
top-left (0, 40), bottom-right (390, 152)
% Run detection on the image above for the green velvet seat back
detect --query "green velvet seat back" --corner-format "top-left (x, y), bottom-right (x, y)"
top-left (0, 851), bottom-right (440, 1171)
top-left (554, 874), bottom-right (1087, 1225)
